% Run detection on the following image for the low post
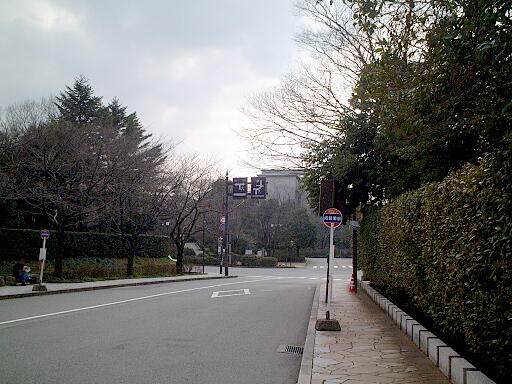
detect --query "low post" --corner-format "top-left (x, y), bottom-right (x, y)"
top-left (316, 208), bottom-right (341, 331)
top-left (33, 229), bottom-right (49, 291)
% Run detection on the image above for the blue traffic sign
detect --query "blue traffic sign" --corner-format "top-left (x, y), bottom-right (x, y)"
top-left (323, 208), bottom-right (343, 228)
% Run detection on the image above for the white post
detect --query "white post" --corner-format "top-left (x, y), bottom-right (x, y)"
top-left (39, 238), bottom-right (46, 284)
top-left (327, 225), bottom-right (334, 316)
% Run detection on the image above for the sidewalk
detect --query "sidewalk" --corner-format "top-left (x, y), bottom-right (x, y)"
top-left (309, 281), bottom-right (449, 384)
top-left (0, 274), bottom-right (234, 300)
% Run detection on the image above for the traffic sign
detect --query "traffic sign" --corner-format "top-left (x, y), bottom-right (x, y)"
top-left (323, 208), bottom-right (342, 228)
top-left (220, 216), bottom-right (226, 224)
top-left (220, 224), bottom-right (226, 231)
top-left (40, 229), bottom-right (50, 239)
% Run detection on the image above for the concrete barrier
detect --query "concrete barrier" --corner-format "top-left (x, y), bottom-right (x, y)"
top-left (358, 278), bottom-right (495, 384)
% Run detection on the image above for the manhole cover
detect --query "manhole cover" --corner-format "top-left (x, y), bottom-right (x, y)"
top-left (276, 344), bottom-right (304, 355)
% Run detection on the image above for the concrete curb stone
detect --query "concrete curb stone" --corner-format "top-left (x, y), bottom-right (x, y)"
top-left (296, 284), bottom-right (320, 384)
top-left (358, 278), bottom-right (496, 384)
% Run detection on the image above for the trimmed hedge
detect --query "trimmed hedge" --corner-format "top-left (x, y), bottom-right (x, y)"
top-left (184, 255), bottom-right (220, 266)
top-left (273, 249), bottom-right (306, 263)
top-left (360, 152), bottom-right (511, 383)
top-left (0, 228), bottom-right (171, 261)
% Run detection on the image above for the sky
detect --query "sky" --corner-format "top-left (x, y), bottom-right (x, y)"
top-left (0, 0), bottom-right (307, 176)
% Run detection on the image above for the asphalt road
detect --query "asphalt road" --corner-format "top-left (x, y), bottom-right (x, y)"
top-left (0, 257), bottom-right (354, 384)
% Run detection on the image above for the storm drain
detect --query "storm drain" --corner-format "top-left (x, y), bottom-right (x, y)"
top-left (276, 344), bottom-right (304, 355)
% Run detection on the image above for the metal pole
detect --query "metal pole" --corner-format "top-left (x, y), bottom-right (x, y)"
top-left (326, 224), bottom-right (334, 319)
top-left (39, 238), bottom-right (46, 284)
top-left (352, 224), bottom-right (358, 293)
top-left (202, 215), bottom-right (205, 274)
top-left (224, 171), bottom-right (229, 277)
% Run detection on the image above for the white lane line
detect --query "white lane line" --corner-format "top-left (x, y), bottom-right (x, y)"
top-left (211, 289), bottom-right (250, 298)
top-left (342, 266), bottom-right (347, 269)
top-left (309, 277), bottom-right (318, 280)
top-left (0, 277), bottom-right (282, 326)
top-left (334, 266), bottom-right (338, 269)
top-left (312, 266), bottom-right (318, 269)
top-left (319, 266), bottom-right (324, 269)
top-left (349, 266), bottom-right (353, 269)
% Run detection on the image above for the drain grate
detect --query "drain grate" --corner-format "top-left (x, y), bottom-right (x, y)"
top-left (276, 344), bottom-right (304, 355)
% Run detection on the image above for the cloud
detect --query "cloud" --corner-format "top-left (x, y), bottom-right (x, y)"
top-left (0, 0), bottom-right (302, 175)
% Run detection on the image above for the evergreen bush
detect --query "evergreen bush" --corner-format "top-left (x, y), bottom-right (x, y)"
top-left (360, 151), bottom-right (511, 383)
top-left (0, 229), bottom-right (171, 261)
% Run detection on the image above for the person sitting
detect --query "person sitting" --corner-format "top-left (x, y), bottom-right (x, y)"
top-left (12, 259), bottom-right (31, 286)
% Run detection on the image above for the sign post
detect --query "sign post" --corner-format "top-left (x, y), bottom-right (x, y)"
top-left (322, 208), bottom-right (342, 320)
top-left (33, 229), bottom-right (49, 291)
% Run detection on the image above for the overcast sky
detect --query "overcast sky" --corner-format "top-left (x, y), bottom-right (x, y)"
top-left (0, 0), bottom-right (306, 176)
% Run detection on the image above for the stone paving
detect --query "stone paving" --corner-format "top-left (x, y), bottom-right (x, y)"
top-left (312, 282), bottom-right (450, 384)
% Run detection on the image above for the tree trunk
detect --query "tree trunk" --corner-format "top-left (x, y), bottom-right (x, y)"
top-left (176, 245), bottom-right (184, 274)
top-left (126, 235), bottom-right (137, 277)
top-left (54, 225), bottom-right (65, 278)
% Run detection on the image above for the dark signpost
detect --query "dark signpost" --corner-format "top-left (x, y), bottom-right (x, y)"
top-left (250, 177), bottom-right (266, 199)
top-left (232, 178), bottom-right (248, 199)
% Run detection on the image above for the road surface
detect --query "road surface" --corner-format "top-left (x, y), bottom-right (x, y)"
top-left (0, 257), bottom-right (354, 384)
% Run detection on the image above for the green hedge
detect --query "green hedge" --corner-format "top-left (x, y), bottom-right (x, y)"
top-left (0, 228), bottom-right (171, 261)
top-left (360, 152), bottom-right (511, 383)
top-left (184, 255), bottom-right (220, 266)
top-left (231, 255), bottom-right (278, 267)
top-left (273, 249), bottom-right (306, 263)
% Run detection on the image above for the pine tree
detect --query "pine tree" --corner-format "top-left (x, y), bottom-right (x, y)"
top-left (55, 76), bottom-right (103, 125)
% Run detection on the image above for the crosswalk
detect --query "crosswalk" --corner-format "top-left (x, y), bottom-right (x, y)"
top-left (312, 265), bottom-right (352, 269)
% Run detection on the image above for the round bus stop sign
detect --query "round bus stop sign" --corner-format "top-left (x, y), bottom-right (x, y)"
top-left (40, 229), bottom-right (50, 239)
top-left (323, 208), bottom-right (343, 228)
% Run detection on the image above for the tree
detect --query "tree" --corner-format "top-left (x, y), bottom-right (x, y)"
top-left (162, 156), bottom-right (217, 273)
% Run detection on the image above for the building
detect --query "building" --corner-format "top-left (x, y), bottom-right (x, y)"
top-left (258, 168), bottom-right (308, 206)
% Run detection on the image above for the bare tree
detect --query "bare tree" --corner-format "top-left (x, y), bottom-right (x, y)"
top-left (161, 155), bottom-right (218, 273)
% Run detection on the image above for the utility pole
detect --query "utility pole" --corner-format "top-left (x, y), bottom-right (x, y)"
top-left (224, 171), bottom-right (229, 276)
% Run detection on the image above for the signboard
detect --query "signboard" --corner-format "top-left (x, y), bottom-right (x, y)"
top-left (318, 179), bottom-right (346, 216)
top-left (323, 208), bottom-right (343, 228)
top-left (349, 220), bottom-right (360, 230)
top-left (250, 177), bottom-right (266, 199)
top-left (40, 229), bottom-right (50, 239)
top-left (39, 248), bottom-right (47, 261)
top-left (232, 178), bottom-right (248, 198)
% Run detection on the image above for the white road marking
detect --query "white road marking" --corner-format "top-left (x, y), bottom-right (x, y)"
top-left (342, 266), bottom-right (347, 268)
top-left (334, 266), bottom-right (338, 269)
top-left (211, 289), bottom-right (250, 298)
top-left (309, 277), bottom-right (318, 280)
top-left (313, 266), bottom-right (318, 269)
top-left (319, 266), bottom-right (324, 269)
top-left (0, 277), bottom-right (282, 326)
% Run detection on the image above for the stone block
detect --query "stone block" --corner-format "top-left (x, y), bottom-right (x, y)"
top-left (451, 357), bottom-right (477, 384)
top-left (466, 370), bottom-right (496, 384)
top-left (387, 303), bottom-right (397, 317)
top-left (5, 275), bottom-right (16, 286)
top-left (406, 319), bottom-right (420, 338)
top-left (427, 338), bottom-right (447, 366)
top-left (412, 325), bottom-right (427, 347)
top-left (400, 314), bottom-right (413, 331)
top-left (438, 346), bottom-right (460, 379)
top-left (420, 331), bottom-right (437, 354)
top-left (393, 309), bottom-right (405, 325)
top-left (0, 275), bottom-right (5, 286)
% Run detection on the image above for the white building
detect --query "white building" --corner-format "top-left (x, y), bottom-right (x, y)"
top-left (258, 168), bottom-right (308, 206)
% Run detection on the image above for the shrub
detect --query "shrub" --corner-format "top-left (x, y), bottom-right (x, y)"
top-left (360, 151), bottom-right (512, 383)
top-left (184, 255), bottom-right (220, 266)
top-left (0, 229), bottom-right (171, 261)
top-left (273, 249), bottom-right (306, 262)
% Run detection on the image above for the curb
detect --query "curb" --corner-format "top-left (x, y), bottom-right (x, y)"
top-left (297, 283), bottom-right (320, 384)
top-left (358, 279), bottom-right (495, 384)
top-left (0, 275), bottom-right (237, 300)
